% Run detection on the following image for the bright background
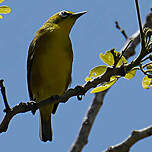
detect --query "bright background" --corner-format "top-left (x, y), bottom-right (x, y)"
top-left (0, 0), bottom-right (152, 152)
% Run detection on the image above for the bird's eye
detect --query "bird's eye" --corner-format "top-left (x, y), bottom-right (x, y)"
top-left (59, 11), bottom-right (69, 18)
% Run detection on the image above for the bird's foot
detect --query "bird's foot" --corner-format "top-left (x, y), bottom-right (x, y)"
top-left (50, 95), bottom-right (60, 101)
top-left (75, 85), bottom-right (85, 101)
top-left (27, 101), bottom-right (37, 115)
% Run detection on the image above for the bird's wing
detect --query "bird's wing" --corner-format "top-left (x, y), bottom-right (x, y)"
top-left (27, 38), bottom-right (36, 100)
top-left (27, 30), bottom-right (73, 114)
top-left (27, 29), bottom-right (47, 100)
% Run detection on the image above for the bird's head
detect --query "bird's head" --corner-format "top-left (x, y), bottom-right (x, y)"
top-left (45, 10), bottom-right (87, 33)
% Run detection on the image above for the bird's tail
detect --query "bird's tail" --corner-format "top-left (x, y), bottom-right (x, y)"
top-left (39, 111), bottom-right (53, 142)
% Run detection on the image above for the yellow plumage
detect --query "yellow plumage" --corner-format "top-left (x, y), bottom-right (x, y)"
top-left (27, 10), bottom-right (86, 142)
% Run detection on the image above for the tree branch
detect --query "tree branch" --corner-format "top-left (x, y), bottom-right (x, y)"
top-left (0, 4), bottom-right (152, 152)
top-left (0, 63), bottom-right (136, 133)
top-left (0, 80), bottom-right (11, 112)
top-left (121, 8), bottom-right (152, 59)
top-left (103, 125), bottom-right (152, 152)
top-left (115, 21), bottom-right (128, 40)
top-left (69, 92), bottom-right (106, 152)
top-left (69, 8), bottom-right (152, 152)
top-left (135, 0), bottom-right (145, 48)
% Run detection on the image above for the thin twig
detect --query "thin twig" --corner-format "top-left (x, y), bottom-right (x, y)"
top-left (70, 5), bottom-right (152, 152)
top-left (135, 0), bottom-right (145, 48)
top-left (141, 56), bottom-right (150, 62)
top-left (0, 65), bottom-right (133, 133)
top-left (69, 92), bottom-right (106, 152)
top-left (115, 21), bottom-right (128, 40)
top-left (0, 80), bottom-right (11, 112)
top-left (0, 3), bottom-right (152, 152)
top-left (103, 125), bottom-right (152, 152)
top-left (0, 44), bottom-right (149, 133)
top-left (139, 64), bottom-right (152, 77)
top-left (143, 61), bottom-right (152, 68)
top-left (120, 8), bottom-right (152, 59)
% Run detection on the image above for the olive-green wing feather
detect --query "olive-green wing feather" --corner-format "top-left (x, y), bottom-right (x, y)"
top-left (27, 30), bottom-right (73, 114)
top-left (27, 39), bottom-right (36, 100)
top-left (27, 29), bottom-right (47, 100)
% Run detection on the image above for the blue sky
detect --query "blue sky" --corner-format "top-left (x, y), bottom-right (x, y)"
top-left (0, 0), bottom-right (152, 152)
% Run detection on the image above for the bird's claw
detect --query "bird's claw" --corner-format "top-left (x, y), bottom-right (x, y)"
top-left (75, 85), bottom-right (85, 101)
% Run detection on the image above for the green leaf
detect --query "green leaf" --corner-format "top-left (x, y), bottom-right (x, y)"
top-left (116, 55), bottom-right (127, 67)
top-left (146, 64), bottom-right (152, 74)
top-left (99, 50), bottom-right (127, 67)
top-left (0, 6), bottom-right (11, 14)
top-left (142, 76), bottom-right (152, 89)
top-left (91, 77), bottom-right (118, 93)
top-left (85, 65), bottom-right (107, 82)
top-left (99, 51), bottom-right (114, 66)
top-left (89, 65), bottom-right (107, 77)
top-left (85, 76), bottom-right (92, 82)
top-left (0, 0), bottom-right (4, 3)
top-left (124, 69), bottom-right (137, 79)
top-left (147, 64), bottom-right (152, 69)
top-left (0, 14), bottom-right (3, 19)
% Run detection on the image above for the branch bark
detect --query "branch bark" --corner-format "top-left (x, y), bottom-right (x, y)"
top-left (0, 62), bottom-right (136, 133)
top-left (103, 125), bottom-right (152, 152)
top-left (69, 9), bottom-right (152, 152)
top-left (69, 92), bottom-right (106, 152)
top-left (0, 6), bottom-right (152, 152)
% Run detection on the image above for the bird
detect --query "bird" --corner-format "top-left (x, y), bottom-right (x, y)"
top-left (27, 10), bottom-right (86, 142)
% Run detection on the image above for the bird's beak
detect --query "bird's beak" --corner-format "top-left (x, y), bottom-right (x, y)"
top-left (72, 11), bottom-right (87, 18)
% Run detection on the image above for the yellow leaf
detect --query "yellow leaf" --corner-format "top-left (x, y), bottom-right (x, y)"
top-left (110, 76), bottom-right (120, 80)
top-left (0, 0), bottom-right (4, 3)
top-left (0, 14), bottom-right (3, 19)
top-left (146, 64), bottom-right (152, 69)
top-left (124, 69), bottom-right (137, 79)
top-left (146, 64), bottom-right (152, 74)
top-left (91, 77), bottom-right (117, 93)
top-left (85, 76), bottom-right (92, 82)
top-left (85, 65), bottom-right (107, 82)
top-left (89, 65), bottom-right (107, 77)
top-left (0, 6), bottom-right (11, 14)
top-left (99, 51), bottom-right (114, 66)
top-left (99, 50), bottom-right (127, 67)
top-left (116, 55), bottom-right (127, 67)
top-left (142, 76), bottom-right (152, 89)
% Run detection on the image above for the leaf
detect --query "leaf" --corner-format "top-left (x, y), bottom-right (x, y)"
top-left (0, 14), bottom-right (3, 19)
top-left (89, 65), bottom-right (107, 77)
top-left (146, 64), bottom-right (152, 74)
top-left (142, 76), bottom-right (152, 89)
top-left (146, 64), bottom-right (152, 69)
top-left (124, 69), bottom-right (137, 79)
top-left (85, 65), bottom-right (107, 82)
top-left (91, 76), bottom-right (118, 93)
top-left (0, 6), bottom-right (11, 14)
top-left (99, 50), bottom-right (127, 67)
top-left (116, 55), bottom-right (127, 67)
top-left (99, 51), bottom-right (114, 66)
top-left (0, 0), bottom-right (4, 3)
top-left (85, 76), bottom-right (92, 82)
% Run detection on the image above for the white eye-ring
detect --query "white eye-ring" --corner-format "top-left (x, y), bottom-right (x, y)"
top-left (59, 11), bottom-right (69, 18)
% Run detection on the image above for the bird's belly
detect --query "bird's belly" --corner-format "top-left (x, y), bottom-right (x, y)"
top-left (31, 45), bottom-right (72, 101)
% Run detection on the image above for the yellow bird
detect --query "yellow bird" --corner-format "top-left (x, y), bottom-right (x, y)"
top-left (27, 10), bottom-right (86, 142)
